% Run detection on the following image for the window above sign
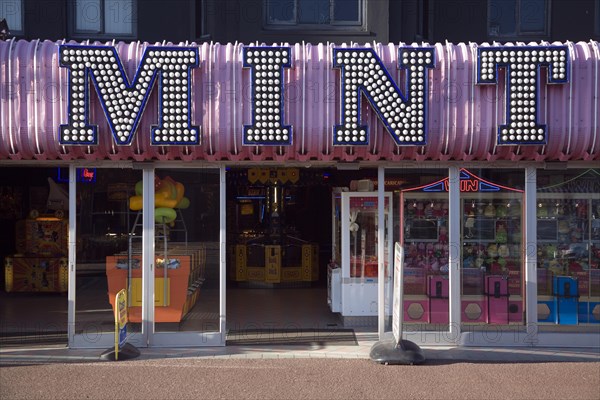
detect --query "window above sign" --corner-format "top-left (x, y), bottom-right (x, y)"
top-left (71, 0), bottom-right (136, 38)
top-left (265, 0), bottom-right (365, 30)
top-left (596, 0), bottom-right (600, 37)
top-left (488, 0), bottom-right (548, 38)
top-left (0, 0), bottom-right (23, 35)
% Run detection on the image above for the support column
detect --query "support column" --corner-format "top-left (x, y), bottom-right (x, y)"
top-left (67, 165), bottom-right (77, 347)
top-left (220, 166), bottom-right (227, 344)
top-left (448, 166), bottom-right (461, 341)
top-left (378, 166), bottom-right (385, 339)
top-left (142, 167), bottom-right (155, 346)
top-left (524, 167), bottom-right (538, 339)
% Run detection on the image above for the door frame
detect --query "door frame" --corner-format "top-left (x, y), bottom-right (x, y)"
top-left (147, 165), bottom-right (226, 347)
top-left (68, 164), bottom-right (226, 348)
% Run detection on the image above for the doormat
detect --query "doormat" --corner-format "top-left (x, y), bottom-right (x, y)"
top-left (0, 332), bottom-right (68, 347)
top-left (226, 328), bottom-right (358, 346)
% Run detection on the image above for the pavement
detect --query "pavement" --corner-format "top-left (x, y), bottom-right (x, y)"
top-left (2, 332), bottom-right (600, 400)
top-left (1, 330), bottom-right (599, 365)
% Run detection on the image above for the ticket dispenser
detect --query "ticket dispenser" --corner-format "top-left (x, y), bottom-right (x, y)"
top-left (553, 276), bottom-right (579, 325)
top-left (427, 275), bottom-right (449, 323)
top-left (485, 275), bottom-right (509, 324)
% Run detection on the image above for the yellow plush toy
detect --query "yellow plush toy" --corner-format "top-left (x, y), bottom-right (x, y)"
top-left (128, 176), bottom-right (190, 223)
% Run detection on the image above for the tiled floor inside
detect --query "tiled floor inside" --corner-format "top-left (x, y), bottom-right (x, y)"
top-left (0, 281), bottom-right (358, 341)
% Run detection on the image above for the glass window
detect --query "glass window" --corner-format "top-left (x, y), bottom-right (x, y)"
top-left (596, 0), bottom-right (600, 36)
top-left (459, 169), bottom-right (525, 327)
top-left (489, 0), bottom-right (548, 37)
top-left (0, 0), bottom-right (23, 34)
top-left (265, 0), bottom-right (363, 28)
top-left (75, 168), bottom-right (143, 338)
top-left (73, 0), bottom-right (135, 37)
top-left (194, 0), bottom-right (207, 39)
top-left (536, 169), bottom-right (600, 326)
top-left (0, 167), bottom-right (70, 345)
top-left (389, 169), bottom-right (450, 330)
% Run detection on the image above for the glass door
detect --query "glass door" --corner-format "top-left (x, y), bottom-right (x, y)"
top-left (71, 166), bottom-right (146, 348)
top-left (458, 169), bottom-right (524, 328)
top-left (149, 167), bottom-right (225, 346)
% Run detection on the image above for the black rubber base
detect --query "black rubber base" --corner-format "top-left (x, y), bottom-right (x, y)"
top-left (369, 338), bottom-right (426, 365)
top-left (100, 343), bottom-right (141, 361)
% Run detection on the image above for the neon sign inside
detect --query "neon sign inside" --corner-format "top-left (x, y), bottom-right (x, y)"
top-left (405, 169), bottom-right (522, 193)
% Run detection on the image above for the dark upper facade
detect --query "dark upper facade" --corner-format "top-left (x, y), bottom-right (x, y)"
top-left (2, 0), bottom-right (599, 44)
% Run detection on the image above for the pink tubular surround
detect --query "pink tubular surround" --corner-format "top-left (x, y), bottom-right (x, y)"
top-left (1, 40), bottom-right (599, 162)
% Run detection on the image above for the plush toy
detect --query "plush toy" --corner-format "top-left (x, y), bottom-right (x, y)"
top-left (129, 176), bottom-right (188, 224)
top-left (558, 220), bottom-right (570, 234)
top-left (473, 204), bottom-right (482, 216)
top-left (442, 244), bottom-right (450, 258)
top-left (475, 256), bottom-right (486, 269)
top-left (554, 202), bottom-right (565, 216)
top-left (496, 204), bottom-right (508, 218)
top-left (440, 263), bottom-right (449, 274)
top-left (426, 243), bottom-right (434, 257)
top-left (416, 202), bottom-right (425, 217)
top-left (424, 202), bottom-right (434, 218)
top-left (463, 256), bottom-right (475, 269)
top-left (434, 243), bottom-right (444, 258)
top-left (545, 244), bottom-right (558, 258)
top-left (464, 213), bottom-right (476, 238)
top-left (442, 202), bottom-right (449, 216)
top-left (496, 223), bottom-right (508, 243)
top-left (432, 202), bottom-right (443, 217)
top-left (569, 261), bottom-right (583, 273)
top-left (497, 257), bottom-right (507, 268)
top-left (484, 203), bottom-right (496, 218)
top-left (439, 225), bottom-right (448, 243)
top-left (430, 259), bottom-right (440, 272)
top-left (408, 243), bottom-right (418, 257)
top-left (498, 244), bottom-right (510, 258)
top-left (576, 202), bottom-right (587, 219)
top-left (548, 259), bottom-right (562, 275)
top-left (487, 244), bottom-right (498, 258)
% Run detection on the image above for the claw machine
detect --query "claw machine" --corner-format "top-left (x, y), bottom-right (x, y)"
top-left (328, 189), bottom-right (393, 323)
top-left (400, 169), bottom-right (524, 325)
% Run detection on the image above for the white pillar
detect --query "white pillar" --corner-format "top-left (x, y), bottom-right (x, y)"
top-left (67, 165), bottom-right (77, 347)
top-left (220, 166), bottom-right (227, 344)
top-left (142, 167), bottom-right (155, 345)
top-left (448, 166), bottom-right (461, 341)
top-left (377, 166), bottom-right (385, 339)
top-left (524, 167), bottom-right (538, 339)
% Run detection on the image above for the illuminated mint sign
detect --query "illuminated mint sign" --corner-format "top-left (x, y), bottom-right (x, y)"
top-left (332, 47), bottom-right (435, 146)
top-left (59, 45), bottom-right (199, 146)
top-left (477, 46), bottom-right (570, 145)
top-left (57, 44), bottom-right (571, 149)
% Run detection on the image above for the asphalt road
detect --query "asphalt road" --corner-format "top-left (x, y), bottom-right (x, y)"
top-left (1, 358), bottom-right (599, 400)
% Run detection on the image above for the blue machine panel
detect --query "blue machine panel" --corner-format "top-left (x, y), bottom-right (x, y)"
top-left (553, 276), bottom-right (579, 325)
